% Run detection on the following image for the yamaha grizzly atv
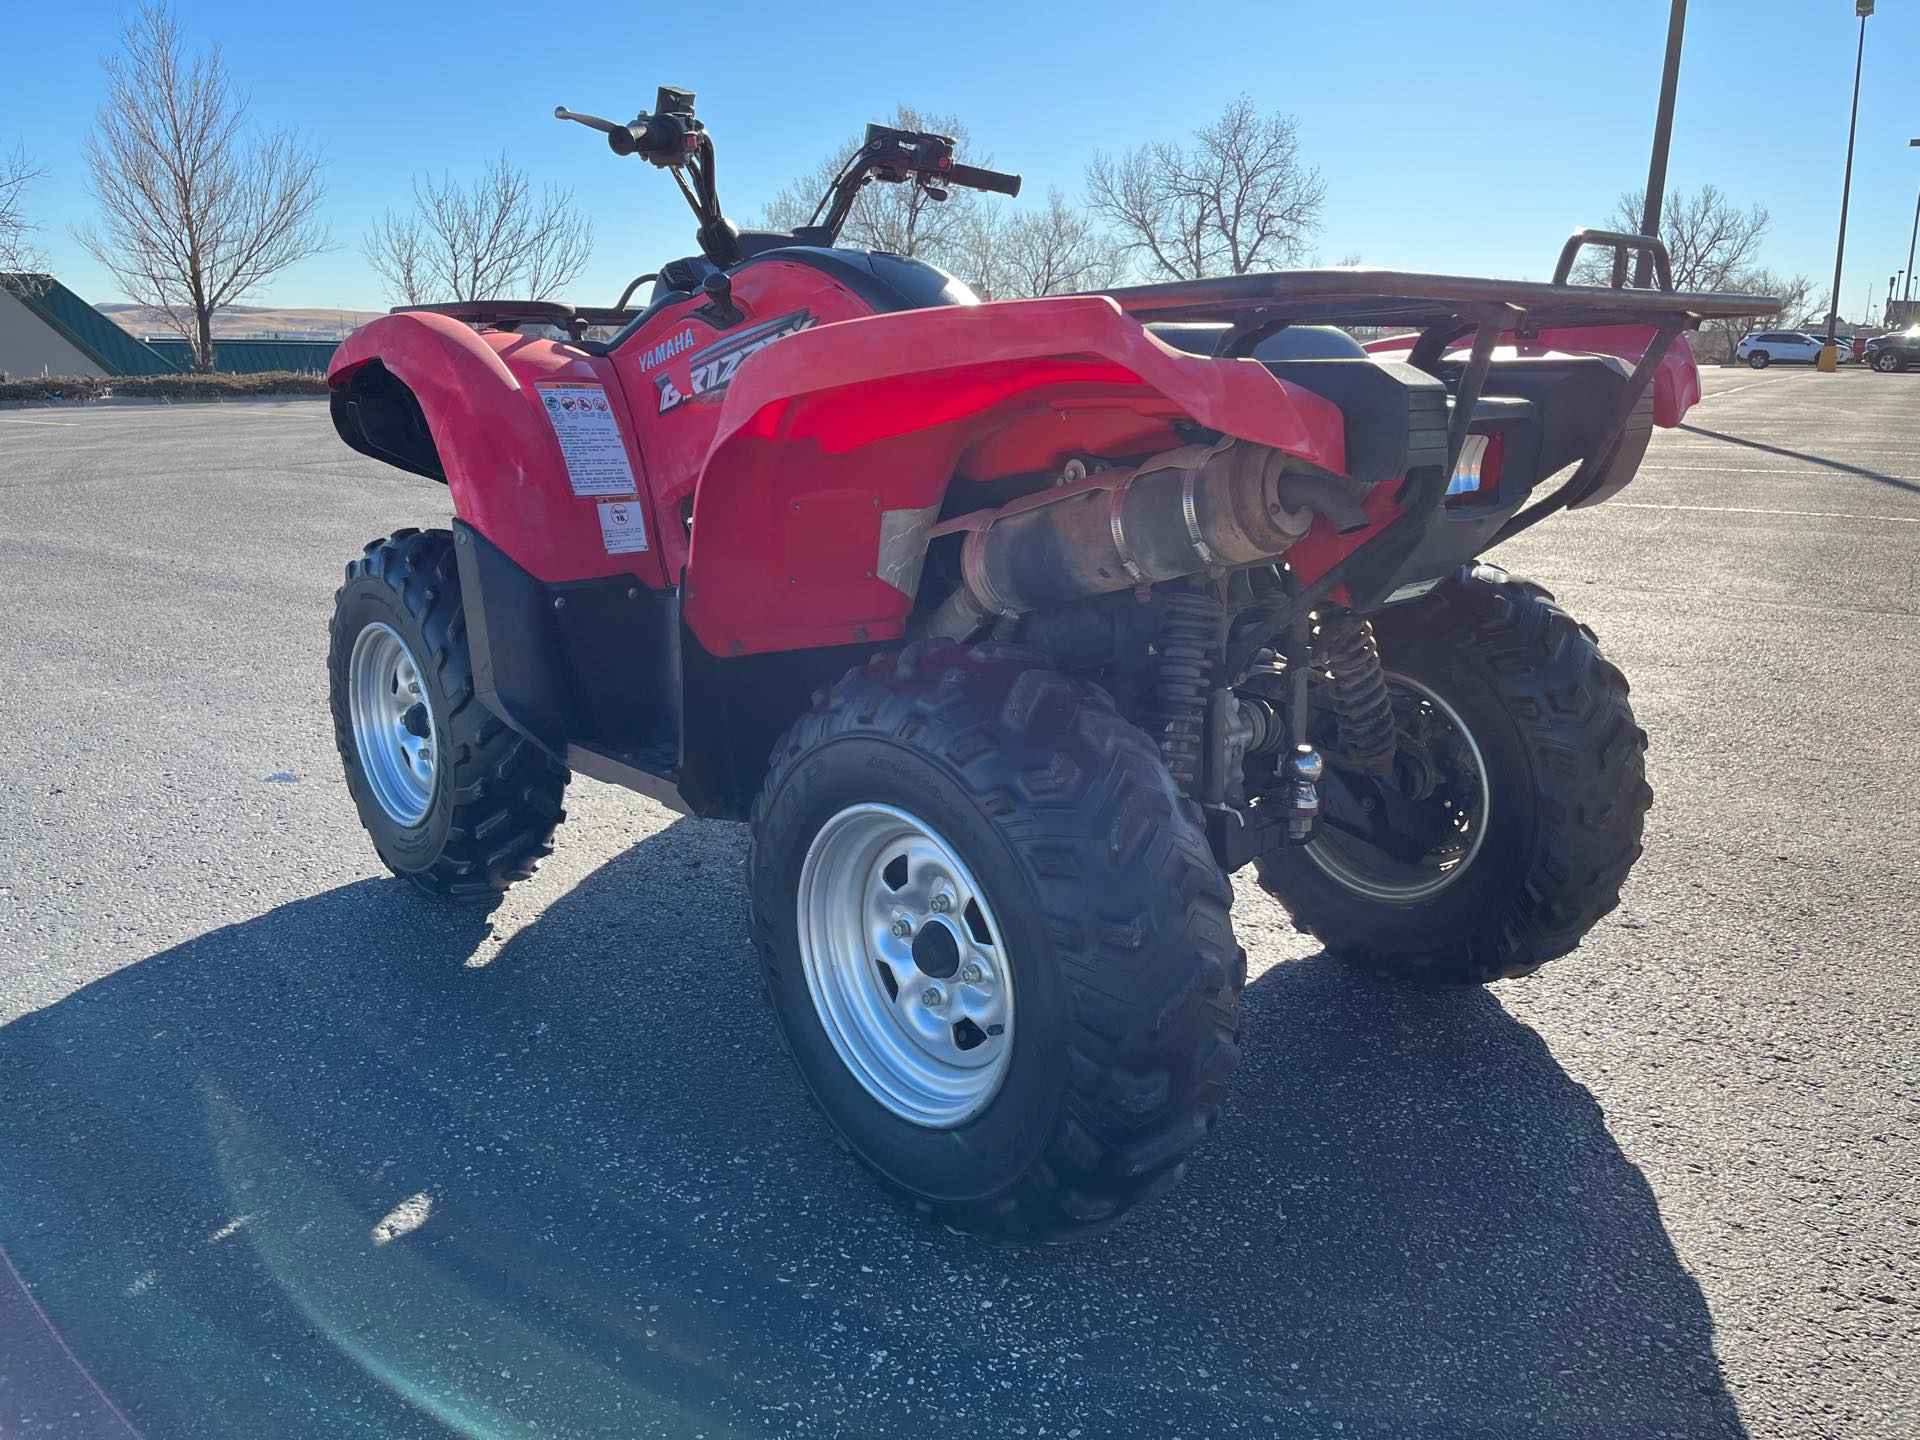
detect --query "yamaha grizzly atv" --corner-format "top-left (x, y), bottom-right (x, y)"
top-left (325, 88), bottom-right (1779, 1238)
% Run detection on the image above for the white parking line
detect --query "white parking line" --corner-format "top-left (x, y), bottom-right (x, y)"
top-left (1699, 375), bottom-right (1806, 401)
top-left (1609, 501), bottom-right (1919, 524)
top-left (1642, 464), bottom-right (1920, 480)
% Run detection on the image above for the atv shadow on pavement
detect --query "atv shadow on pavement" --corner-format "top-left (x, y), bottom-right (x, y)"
top-left (1677, 421), bottom-right (1920, 496)
top-left (0, 820), bottom-right (1746, 1439)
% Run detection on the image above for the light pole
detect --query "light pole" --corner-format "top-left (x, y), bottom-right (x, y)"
top-left (1901, 138), bottom-right (1920, 319)
top-left (1636, 0), bottom-right (1688, 288)
top-left (1821, 0), bottom-right (1872, 369)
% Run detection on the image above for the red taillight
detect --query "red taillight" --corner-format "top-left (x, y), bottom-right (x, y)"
top-left (1445, 428), bottom-right (1505, 506)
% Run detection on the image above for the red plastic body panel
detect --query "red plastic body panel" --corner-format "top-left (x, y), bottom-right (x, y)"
top-left (331, 277), bottom-right (1370, 658)
top-left (1363, 324), bottom-right (1701, 427)
top-left (683, 295), bottom-right (1349, 656)
top-left (329, 314), bottom-right (671, 588)
top-left (607, 259), bottom-right (882, 579)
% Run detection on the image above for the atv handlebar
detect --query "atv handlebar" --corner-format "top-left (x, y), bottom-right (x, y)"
top-left (558, 91), bottom-right (1021, 270)
top-left (946, 161), bottom-right (1021, 198)
top-left (806, 126), bottom-right (1022, 243)
top-left (555, 101), bottom-right (700, 165)
top-left (850, 125), bottom-right (1020, 197)
top-left (554, 106), bottom-right (643, 154)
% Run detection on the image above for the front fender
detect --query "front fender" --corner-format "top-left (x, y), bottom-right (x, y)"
top-left (682, 295), bottom-right (1350, 657)
top-left (329, 313), bottom-right (664, 585)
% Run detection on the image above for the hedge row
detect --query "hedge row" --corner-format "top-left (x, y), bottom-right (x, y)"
top-left (0, 371), bottom-right (329, 404)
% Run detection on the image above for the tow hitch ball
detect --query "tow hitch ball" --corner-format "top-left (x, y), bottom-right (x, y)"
top-left (1287, 744), bottom-right (1324, 842)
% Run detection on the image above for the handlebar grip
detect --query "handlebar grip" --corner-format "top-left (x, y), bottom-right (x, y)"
top-left (947, 162), bottom-right (1021, 198)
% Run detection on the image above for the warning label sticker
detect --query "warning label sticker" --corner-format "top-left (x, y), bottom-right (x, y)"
top-left (596, 499), bottom-right (650, 554)
top-left (536, 382), bottom-right (637, 496)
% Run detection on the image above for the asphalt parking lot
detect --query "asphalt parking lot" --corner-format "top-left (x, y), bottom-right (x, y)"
top-left (0, 365), bottom-right (1915, 1439)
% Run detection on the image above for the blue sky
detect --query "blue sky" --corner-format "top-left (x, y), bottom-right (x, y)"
top-left (8, 1), bottom-right (1919, 319)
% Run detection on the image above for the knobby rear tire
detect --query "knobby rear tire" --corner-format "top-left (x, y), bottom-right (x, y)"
top-left (1257, 566), bottom-right (1651, 984)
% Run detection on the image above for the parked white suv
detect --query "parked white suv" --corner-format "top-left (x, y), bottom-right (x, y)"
top-left (1735, 331), bottom-right (1827, 368)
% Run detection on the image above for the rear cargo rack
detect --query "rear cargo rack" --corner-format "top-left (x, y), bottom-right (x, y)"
top-left (1102, 230), bottom-right (1776, 333)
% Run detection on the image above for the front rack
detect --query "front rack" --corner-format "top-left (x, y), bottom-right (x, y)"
top-left (393, 299), bottom-right (641, 339)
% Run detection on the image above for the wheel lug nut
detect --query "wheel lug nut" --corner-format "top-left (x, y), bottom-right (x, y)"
top-left (890, 918), bottom-right (912, 938)
top-left (959, 962), bottom-right (983, 984)
top-left (930, 891), bottom-right (953, 913)
top-left (920, 986), bottom-right (944, 1008)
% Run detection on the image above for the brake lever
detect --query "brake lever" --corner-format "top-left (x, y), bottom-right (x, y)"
top-left (554, 106), bottom-right (622, 134)
top-left (556, 106), bottom-right (648, 157)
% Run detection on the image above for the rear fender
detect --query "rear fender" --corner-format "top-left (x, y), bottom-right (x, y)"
top-left (682, 295), bottom-right (1351, 657)
top-left (328, 313), bottom-right (669, 586)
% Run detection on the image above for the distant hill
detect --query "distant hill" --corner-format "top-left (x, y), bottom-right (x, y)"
top-left (97, 301), bottom-right (383, 340)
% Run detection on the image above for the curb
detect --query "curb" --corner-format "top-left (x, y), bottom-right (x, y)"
top-left (0, 393), bottom-right (329, 411)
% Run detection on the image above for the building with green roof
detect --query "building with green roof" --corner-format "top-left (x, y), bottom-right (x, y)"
top-left (1, 274), bottom-right (341, 379)
top-left (0, 273), bottom-right (181, 378)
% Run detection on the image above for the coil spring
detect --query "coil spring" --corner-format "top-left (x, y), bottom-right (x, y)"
top-left (1314, 617), bottom-right (1397, 775)
top-left (1149, 591), bottom-right (1224, 793)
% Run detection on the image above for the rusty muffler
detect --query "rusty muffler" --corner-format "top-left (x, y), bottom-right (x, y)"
top-left (928, 440), bottom-right (1358, 639)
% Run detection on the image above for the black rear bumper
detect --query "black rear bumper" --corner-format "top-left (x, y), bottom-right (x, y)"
top-left (1252, 347), bottom-right (1656, 612)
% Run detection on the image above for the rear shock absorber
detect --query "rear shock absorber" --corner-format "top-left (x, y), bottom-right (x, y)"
top-left (1314, 616), bottom-right (1397, 776)
top-left (1148, 590), bottom-right (1224, 793)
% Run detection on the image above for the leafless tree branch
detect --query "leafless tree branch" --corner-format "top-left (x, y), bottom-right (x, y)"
top-left (364, 154), bottom-right (593, 306)
top-left (1575, 185), bottom-right (1770, 293)
top-left (0, 143), bottom-right (48, 273)
top-left (71, 3), bottom-right (329, 371)
top-left (1699, 267), bottom-right (1816, 360)
top-left (1086, 95), bottom-right (1324, 281)
top-left (1569, 185), bottom-right (1799, 360)
top-left (962, 189), bottom-right (1125, 299)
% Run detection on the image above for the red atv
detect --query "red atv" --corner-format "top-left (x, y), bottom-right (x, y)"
top-left (325, 89), bottom-right (1777, 1238)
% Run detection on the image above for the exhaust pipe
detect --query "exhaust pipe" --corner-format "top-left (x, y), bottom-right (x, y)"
top-left (928, 440), bottom-right (1361, 639)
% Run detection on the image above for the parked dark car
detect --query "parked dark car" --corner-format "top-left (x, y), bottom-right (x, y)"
top-left (1863, 328), bottom-right (1920, 373)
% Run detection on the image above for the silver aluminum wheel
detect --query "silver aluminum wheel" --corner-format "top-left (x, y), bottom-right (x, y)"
top-left (347, 621), bottom-right (438, 827)
top-left (1306, 671), bottom-right (1490, 904)
top-left (796, 803), bottom-right (1013, 1128)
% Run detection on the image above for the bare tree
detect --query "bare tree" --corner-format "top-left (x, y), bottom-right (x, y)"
top-left (1699, 266), bottom-right (1815, 361)
top-left (1766, 271), bottom-right (1816, 327)
top-left (1086, 96), bottom-right (1325, 281)
top-left (1, 143), bottom-right (47, 273)
top-left (761, 106), bottom-right (989, 276)
top-left (963, 190), bottom-right (1125, 298)
top-left (1576, 184), bottom-right (1769, 292)
top-left (364, 155), bottom-right (593, 306)
top-left (74, 4), bottom-right (328, 372)
top-left (1573, 185), bottom-right (1801, 361)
